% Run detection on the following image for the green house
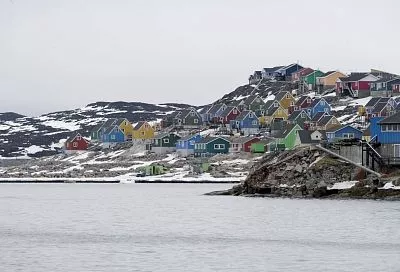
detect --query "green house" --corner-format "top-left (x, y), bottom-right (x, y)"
top-left (194, 136), bottom-right (231, 157)
top-left (274, 124), bottom-right (302, 150)
top-left (302, 70), bottom-right (325, 89)
top-left (151, 132), bottom-right (181, 154)
top-left (251, 139), bottom-right (274, 153)
top-left (287, 110), bottom-right (311, 128)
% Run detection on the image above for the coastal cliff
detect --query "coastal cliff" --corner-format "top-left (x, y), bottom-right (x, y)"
top-left (208, 147), bottom-right (400, 200)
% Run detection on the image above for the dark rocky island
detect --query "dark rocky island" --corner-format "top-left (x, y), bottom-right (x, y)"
top-left (207, 147), bottom-right (400, 200)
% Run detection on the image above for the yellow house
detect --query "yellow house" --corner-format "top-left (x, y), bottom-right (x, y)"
top-left (316, 71), bottom-right (346, 87)
top-left (264, 105), bottom-right (288, 125)
top-left (116, 118), bottom-right (134, 139)
top-left (132, 121), bottom-right (155, 140)
top-left (274, 91), bottom-right (296, 109)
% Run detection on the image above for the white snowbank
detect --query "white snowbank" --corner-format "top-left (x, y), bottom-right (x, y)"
top-left (328, 181), bottom-right (358, 190)
top-left (383, 182), bottom-right (400, 190)
top-left (332, 106), bottom-right (347, 111)
top-left (349, 97), bottom-right (372, 107)
top-left (42, 120), bottom-right (80, 131)
top-left (25, 145), bottom-right (45, 154)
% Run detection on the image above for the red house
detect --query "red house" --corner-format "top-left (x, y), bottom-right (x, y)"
top-left (393, 83), bottom-right (400, 94)
top-left (288, 95), bottom-right (313, 114)
top-left (291, 67), bottom-right (314, 82)
top-left (219, 106), bottom-right (241, 126)
top-left (336, 73), bottom-right (379, 98)
top-left (64, 133), bottom-right (89, 153)
top-left (229, 136), bottom-right (260, 153)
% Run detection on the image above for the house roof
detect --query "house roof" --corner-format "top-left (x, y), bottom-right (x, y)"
top-left (220, 106), bottom-right (237, 118)
top-left (198, 105), bottom-right (211, 114)
top-left (91, 122), bottom-right (105, 133)
top-left (274, 124), bottom-right (299, 139)
top-left (178, 108), bottom-right (198, 119)
top-left (311, 112), bottom-right (327, 122)
top-left (208, 104), bottom-right (225, 115)
top-left (365, 97), bottom-right (383, 108)
top-left (266, 106), bottom-right (279, 116)
top-left (229, 136), bottom-right (259, 144)
top-left (309, 98), bottom-right (324, 108)
top-left (264, 100), bottom-right (277, 110)
top-left (373, 77), bottom-right (400, 84)
top-left (339, 73), bottom-right (370, 82)
top-left (235, 110), bottom-right (253, 121)
top-left (297, 130), bottom-right (323, 144)
top-left (295, 96), bottom-right (310, 107)
top-left (133, 121), bottom-right (147, 130)
top-left (379, 111), bottom-right (400, 124)
top-left (372, 102), bottom-right (390, 114)
top-left (243, 95), bottom-right (262, 106)
top-left (153, 132), bottom-right (176, 139)
top-left (116, 118), bottom-right (128, 125)
top-left (263, 66), bottom-right (284, 73)
top-left (104, 125), bottom-right (121, 135)
top-left (326, 125), bottom-right (362, 134)
top-left (288, 110), bottom-right (308, 121)
top-left (179, 134), bottom-right (200, 141)
top-left (254, 71), bottom-right (262, 77)
top-left (101, 118), bottom-right (118, 129)
top-left (318, 71), bottom-right (337, 78)
top-left (274, 91), bottom-right (290, 101)
top-left (66, 133), bottom-right (87, 143)
top-left (317, 115), bottom-right (336, 127)
top-left (197, 136), bottom-right (230, 144)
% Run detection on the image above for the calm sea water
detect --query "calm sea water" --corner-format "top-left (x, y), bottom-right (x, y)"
top-left (0, 183), bottom-right (400, 272)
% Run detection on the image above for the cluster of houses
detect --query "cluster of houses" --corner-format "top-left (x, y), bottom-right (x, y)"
top-left (62, 62), bottom-right (400, 167)
top-left (249, 63), bottom-right (400, 98)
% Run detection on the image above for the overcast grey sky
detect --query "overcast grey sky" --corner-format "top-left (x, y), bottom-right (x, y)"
top-left (1, 0), bottom-right (399, 116)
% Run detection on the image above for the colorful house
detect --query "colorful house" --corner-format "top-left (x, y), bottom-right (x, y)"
top-left (302, 70), bottom-right (325, 90)
top-left (370, 78), bottom-right (400, 97)
top-left (274, 91), bottom-right (296, 109)
top-left (64, 133), bottom-right (90, 153)
top-left (207, 104), bottom-right (227, 124)
top-left (294, 130), bottom-right (325, 147)
top-left (173, 108), bottom-right (202, 129)
top-left (289, 95), bottom-right (312, 114)
top-left (309, 112), bottom-right (328, 130)
top-left (219, 106), bottom-right (241, 128)
top-left (116, 118), bottom-right (134, 140)
top-left (291, 67), bottom-right (314, 82)
top-left (370, 114), bottom-right (400, 161)
top-left (249, 71), bottom-right (263, 84)
top-left (176, 134), bottom-right (202, 157)
top-left (273, 124), bottom-right (302, 150)
top-left (95, 118), bottom-right (118, 141)
top-left (336, 73), bottom-right (379, 98)
top-left (316, 71), bottom-right (346, 93)
top-left (229, 136), bottom-right (260, 153)
top-left (194, 137), bottom-right (231, 157)
top-left (369, 101), bottom-right (396, 119)
top-left (262, 66), bottom-right (284, 79)
top-left (231, 110), bottom-right (260, 136)
top-left (151, 133), bottom-right (181, 154)
top-left (102, 125), bottom-right (126, 147)
top-left (308, 98), bottom-right (331, 119)
top-left (316, 115), bottom-right (341, 131)
top-left (199, 105), bottom-right (212, 123)
top-left (393, 82), bottom-right (400, 95)
top-left (91, 122), bottom-right (106, 141)
top-left (264, 104), bottom-right (288, 125)
top-left (287, 110), bottom-right (311, 128)
top-left (242, 95), bottom-right (265, 112)
top-left (132, 121), bottom-right (155, 141)
top-left (326, 125), bottom-right (363, 143)
top-left (274, 63), bottom-right (304, 81)
top-left (250, 139), bottom-right (275, 153)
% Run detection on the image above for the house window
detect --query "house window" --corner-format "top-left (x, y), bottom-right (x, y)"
top-left (382, 125), bottom-right (387, 132)
top-left (155, 139), bottom-right (159, 145)
top-left (273, 102), bottom-right (278, 107)
top-left (324, 108), bottom-right (329, 113)
top-left (301, 112), bottom-right (305, 118)
top-left (343, 133), bottom-right (355, 138)
top-left (73, 142), bottom-right (78, 147)
top-left (111, 135), bottom-right (116, 140)
top-left (290, 101), bottom-right (295, 106)
top-left (321, 101), bottom-right (325, 105)
top-left (163, 138), bottom-right (170, 144)
top-left (233, 109), bottom-right (237, 114)
top-left (190, 112), bottom-right (195, 116)
top-left (252, 120), bottom-right (258, 125)
top-left (77, 136), bottom-right (81, 141)
top-left (141, 131), bottom-right (145, 136)
top-left (214, 144), bottom-right (225, 150)
top-left (261, 110), bottom-right (265, 115)
top-left (307, 98), bottom-right (311, 103)
top-left (194, 119), bottom-right (199, 124)
top-left (286, 94), bottom-right (290, 99)
top-left (189, 140), bottom-right (195, 146)
top-left (125, 121), bottom-right (127, 126)
top-left (249, 113), bottom-right (253, 118)
top-left (332, 119), bottom-right (337, 124)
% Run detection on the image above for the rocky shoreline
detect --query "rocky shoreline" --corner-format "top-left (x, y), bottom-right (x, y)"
top-left (206, 147), bottom-right (400, 200)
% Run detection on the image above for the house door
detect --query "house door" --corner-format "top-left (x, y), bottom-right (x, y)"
top-left (394, 145), bottom-right (400, 158)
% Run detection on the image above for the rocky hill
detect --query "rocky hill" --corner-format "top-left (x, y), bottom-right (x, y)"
top-left (0, 102), bottom-right (193, 158)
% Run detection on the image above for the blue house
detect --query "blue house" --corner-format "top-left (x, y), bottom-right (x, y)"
top-left (308, 98), bottom-right (331, 119)
top-left (176, 134), bottom-right (202, 157)
top-left (326, 125), bottom-right (363, 143)
top-left (230, 110), bottom-right (259, 136)
top-left (206, 103), bottom-right (227, 124)
top-left (274, 63), bottom-right (304, 81)
top-left (369, 113), bottom-right (400, 163)
top-left (102, 125), bottom-right (126, 147)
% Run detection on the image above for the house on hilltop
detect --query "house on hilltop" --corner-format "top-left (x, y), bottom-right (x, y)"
top-left (336, 73), bottom-right (379, 98)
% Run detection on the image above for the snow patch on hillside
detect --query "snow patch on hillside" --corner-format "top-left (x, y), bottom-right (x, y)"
top-left (42, 120), bottom-right (80, 131)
